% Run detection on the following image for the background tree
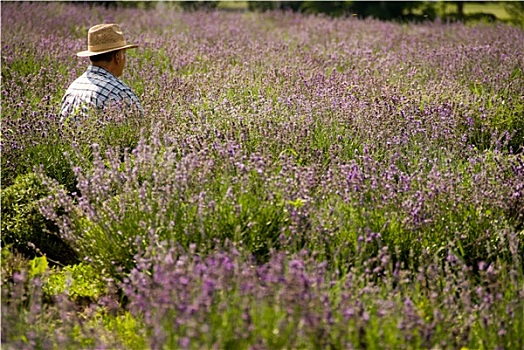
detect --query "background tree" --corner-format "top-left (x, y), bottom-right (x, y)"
top-left (349, 1), bottom-right (421, 20)
top-left (247, 1), bottom-right (302, 12)
top-left (300, 1), bottom-right (352, 16)
top-left (455, 1), bottom-right (465, 17)
top-left (504, 1), bottom-right (524, 26)
top-left (176, 1), bottom-right (218, 11)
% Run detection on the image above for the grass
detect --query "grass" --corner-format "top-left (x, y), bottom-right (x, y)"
top-left (411, 1), bottom-right (512, 21)
top-left (463, 2), bottom-right (512, 20)
top-left (216, 1), bottom-right (248, 11)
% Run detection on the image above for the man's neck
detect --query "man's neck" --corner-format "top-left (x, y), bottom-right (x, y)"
top-left (92, 62), bottom-right (118, 77)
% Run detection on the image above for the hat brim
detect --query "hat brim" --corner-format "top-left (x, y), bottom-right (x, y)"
top-left (76, 44), bottom-right (139, 57)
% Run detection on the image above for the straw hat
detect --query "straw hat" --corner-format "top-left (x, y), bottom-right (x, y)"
top-left (77, 23), bottom-right (138, 57)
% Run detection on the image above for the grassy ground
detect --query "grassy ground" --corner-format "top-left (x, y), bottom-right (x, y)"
top-left (217, 0), bottom-right (248, 11)
top-left (447, 2), bottom-right (511, 20)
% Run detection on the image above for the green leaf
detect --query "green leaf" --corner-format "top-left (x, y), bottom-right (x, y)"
top-left (28, 256), bottom-right (48, 277)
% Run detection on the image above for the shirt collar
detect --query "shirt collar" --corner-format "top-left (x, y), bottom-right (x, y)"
top-left (87, 65), bottom-right (116, 78)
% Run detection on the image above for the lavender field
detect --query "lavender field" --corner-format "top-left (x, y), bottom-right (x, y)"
top-left (2, 2), bottom-right (524, 349)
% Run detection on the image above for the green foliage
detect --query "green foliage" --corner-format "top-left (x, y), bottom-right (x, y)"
top-left (504, 1), bottom-right (524, 27)
top-left (72, 216), bottom-right (140, 282)
top-left (3, 111), bottom-right (146, 193)
top-left (74, 1), bottom-right (157, 10)
top-left (245, 1), bottom-right (519, 24)
top-left (1, 245), bottom-right (30, 283)
top-left (175, 1), bottom-right (219, 11)
top-left (451, 45), bottom-right (524, 152)
top-left (350, 1), bottom-right (417, 20)
top-left (462, 67), bottom-right (524, 153)
top-left (1, 120), bottom-right (79, 192)
top-left (248, 1), bottom-right (302, 12)
top-left (301, 1), bottom-right (351, 16)
top-left (99, 118), bottom-right (145, 156)
top-left (43, 263), bottom-right (108, 302)
top-left (210, 184), bottom-right (290, 262)
top-left (95, 311), bottom-right (147, 350)
top-left (17, 141), bottom-right (78, 193)
top-left (64, 156), bottom-right (291, 280)
top-left (28, 256), bottom-right (49, 278)
top-left (1, 173), bottom-right (78, 265)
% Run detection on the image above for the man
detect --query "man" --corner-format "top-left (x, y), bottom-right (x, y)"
top-left (60, 23), bottom-right (143, 122)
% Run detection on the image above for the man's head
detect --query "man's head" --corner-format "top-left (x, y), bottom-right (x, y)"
top-left (90, 49), bottom-right (127, 77)
top-left (76, 23), bottom-right (136, 76)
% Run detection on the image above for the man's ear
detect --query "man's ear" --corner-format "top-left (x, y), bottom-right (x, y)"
top-left (113, 51), bottom-right (122, 63)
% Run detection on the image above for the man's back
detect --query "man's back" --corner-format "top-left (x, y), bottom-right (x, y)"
top-left (60, 65), bottom-right (142, 121)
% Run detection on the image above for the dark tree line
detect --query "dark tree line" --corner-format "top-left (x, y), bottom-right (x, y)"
top-left (70, 1), bottom-right (523, 24)
top-left (247, 1), bottom-right (519, 22)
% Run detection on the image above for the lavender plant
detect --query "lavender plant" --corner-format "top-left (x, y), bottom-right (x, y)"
top-left (2, 2), bottom-right (523, 349)
top-left (121, 244), bottom-right (523, 349)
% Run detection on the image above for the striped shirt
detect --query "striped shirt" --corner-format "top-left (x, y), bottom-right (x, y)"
top-left (59, 65), bottom-right (143, 121)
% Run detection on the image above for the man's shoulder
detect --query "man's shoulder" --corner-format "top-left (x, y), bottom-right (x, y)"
top-left (107, 77), bottom-right (136, 95)
top-left (65, 74), bottom-right (91, 92)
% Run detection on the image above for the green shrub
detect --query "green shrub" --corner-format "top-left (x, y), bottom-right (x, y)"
top-left (43, 262), bottom-right (108, 303)
top-left (95, 311), bottom-right (147, 350)
top-left (1, 245), bottom-right (30, 284)
top-left (18, 142), bottom-right (79, 194)
top-left (1, 173), bottom-right (78, 265)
